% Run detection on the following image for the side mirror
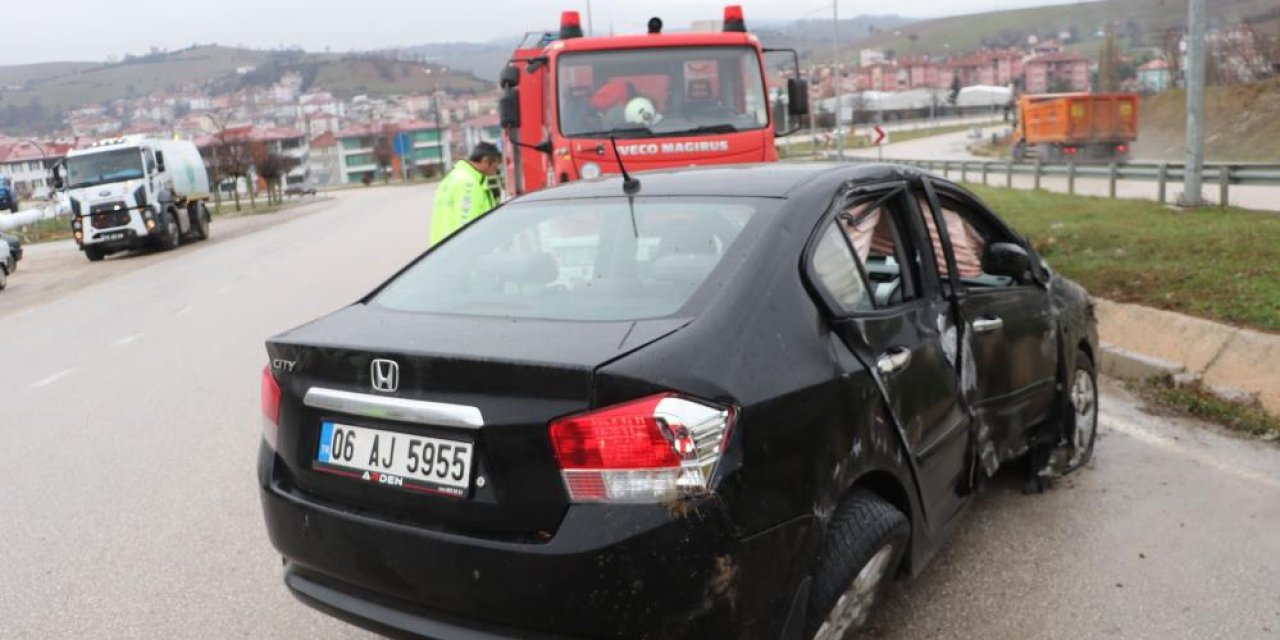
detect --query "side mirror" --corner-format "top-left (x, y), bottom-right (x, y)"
top-left (499, 65), bottom-right (520, 89)
top-left (983, 242), bottom-right (1032, 281)
top-left (499, 88), bottom-right (521, 128)
top-left (154, 151), bottom-right (166, 172)
top-left (787, 78), bottom-right (810, 116)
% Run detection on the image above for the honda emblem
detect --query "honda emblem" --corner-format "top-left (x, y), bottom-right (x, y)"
top-left (370, 359), bottom-right (399, 393)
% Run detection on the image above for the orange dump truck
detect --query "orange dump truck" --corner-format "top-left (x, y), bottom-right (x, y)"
top-left (1012, 93), bottom-right (1139, 162)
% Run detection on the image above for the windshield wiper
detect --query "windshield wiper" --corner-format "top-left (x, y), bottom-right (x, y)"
top-left (664, 124), bottom-right (740, 136)
top-left (573, 126), bottom-right (655, 139)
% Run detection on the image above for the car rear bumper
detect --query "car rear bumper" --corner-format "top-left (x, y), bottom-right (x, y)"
top-left (258, 448), bottom-right (757, 639)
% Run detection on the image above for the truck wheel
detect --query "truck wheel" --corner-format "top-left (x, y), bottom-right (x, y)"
top-left (7, 202), bottom-right (15, 214)
top-left (189, 203), bottom-right (210, 241)
top-left (807, 490), bottom-right (909, 640)
top-left (84, 246), bottom-right (105, 262)
top-left (157, 210), bottom-right (181, 251)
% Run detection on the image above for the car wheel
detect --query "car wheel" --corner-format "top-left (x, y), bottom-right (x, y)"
top-left (807, 490), bottom-right (909, 640)
top-left (1063, 350), bottom-right (1098, 472)
top-left (157, 210), bottom-right (181, 251)
top-left (84, 245), bottom-right (105, 262)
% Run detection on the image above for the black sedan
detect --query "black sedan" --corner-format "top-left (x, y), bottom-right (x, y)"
top-left (259, 163), bottom-right (1099, 640)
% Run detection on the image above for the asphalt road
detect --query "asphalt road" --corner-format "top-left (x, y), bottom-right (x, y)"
top-left (2, 184), bottom-right (1277, 639)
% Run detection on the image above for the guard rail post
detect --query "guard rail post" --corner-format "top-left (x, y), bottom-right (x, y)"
top-left (1108, 162), bottom-right (1118, 199)
top-left (1006, 161), bottom-right (1013, 188)
top-left (961, 161), bottom-right (968, 183)
top-left (943, 161), bottom-right (951, 179)
top-left (1067, 162), bottom-right (1076, 195)
top-left (1157, 163), bottom-right (1169, 204)
top-left (1219, 166), bottom-right (1230, 208)
top-left (1033, 159), bottom-right (1042, 190)
top-left (981, 162), bottom-right (989, 185)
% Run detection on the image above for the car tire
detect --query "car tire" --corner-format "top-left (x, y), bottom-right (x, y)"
top-left (157, 210), bottom-right (181, 251)
top-left (84, 245), bottom-right (105, 262)
top-left (806, 489), bottom-right (909, 640)
top-left (0, 265), bottom-right (7, 290)
top-left (5, 255), bottom-right (14, 274)
top-left (1062, 349), bottom-right (1099, 473)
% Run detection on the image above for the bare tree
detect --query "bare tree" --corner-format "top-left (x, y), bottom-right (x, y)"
top-left (1098, 28), bottom-right (1122, 92)
top-left (250, 142), bottom-right (298, 205)
top-left (217, 141), bottom-right (255, 211)
top-left (1162, 28), bottom-right (1184, 88)
top-left (373, 125), bottom-right (396, 184)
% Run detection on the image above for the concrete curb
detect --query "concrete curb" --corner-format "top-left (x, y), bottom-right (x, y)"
top-left (1095, 299), bottom-right (1280, 417)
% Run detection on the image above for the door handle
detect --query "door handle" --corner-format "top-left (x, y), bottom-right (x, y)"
top-left (972, 316), bottom-right (1004, 334)
top-left (877, 347), bottom-right (912, 376)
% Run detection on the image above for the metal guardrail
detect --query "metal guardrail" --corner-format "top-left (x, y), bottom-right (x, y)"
top-left (843, 157), bottom-right (1280, 206)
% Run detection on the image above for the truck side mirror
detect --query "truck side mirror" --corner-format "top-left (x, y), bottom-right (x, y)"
top-left (499, 89), bottom-right (521, 129)
top-left (154, 151), bottom-right (166, 172)
top-left (499, 65), bottom-right (520, 89)
top-left (787, 79), bottom-right (810, 116)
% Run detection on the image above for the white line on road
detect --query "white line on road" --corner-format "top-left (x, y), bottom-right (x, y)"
top-left (112, 333), bottom-right (143, 346)
top-left (1105, 415), bottom-right (1280, 492)
top-left (30, 369), bottom-right (74, 388)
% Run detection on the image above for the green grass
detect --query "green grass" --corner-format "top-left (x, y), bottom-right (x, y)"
top-left (966, 185), bottom-right (1280, 332)
top-left (1127, 375), bottom-right (1280, 442)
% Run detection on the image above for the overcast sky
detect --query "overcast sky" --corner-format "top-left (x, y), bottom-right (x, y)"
top-left (3, 0), bottom-right (1082, 66)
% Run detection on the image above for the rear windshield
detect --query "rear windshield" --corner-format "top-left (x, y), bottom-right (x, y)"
top-left (373, 197), bottom-right (771, 321)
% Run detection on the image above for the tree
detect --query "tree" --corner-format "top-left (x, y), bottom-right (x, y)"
top-left (1162, 28), bottom-right (1184, 88)
top-left (216, 141), bottom-right (254, 211)
top-left (1098, 28), bottom-right (1122, 92)
top-left (250, 142), bottom-right (298, 205)
top-left (948, 74), bottom-right (962, 107)
top-left (373, 127), bottom-right (396, 184)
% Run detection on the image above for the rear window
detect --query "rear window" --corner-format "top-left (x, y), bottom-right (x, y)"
top-left (374, 197), bottom-right (769, 321)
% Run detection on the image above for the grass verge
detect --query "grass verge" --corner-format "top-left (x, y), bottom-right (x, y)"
top-left (966, 185), bottom-right (1280, 333)
top-left (1126, 375), bottom-right (1280, 443)
top-left (12, 198), bottom-right (294, 244)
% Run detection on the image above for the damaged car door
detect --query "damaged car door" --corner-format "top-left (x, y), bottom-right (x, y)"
top-left (917, 180), bottom-right (1058, 469)
top-left (806, 182), bottom-right (973, 532)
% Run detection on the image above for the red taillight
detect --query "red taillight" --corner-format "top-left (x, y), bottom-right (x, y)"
top-left (261, 365), bottom-right (281, 449)
top-left (560, 10), bottom-right (583, 39)
top-left (549, 393), bottom-right (734, 502)
top-left (1117, 144), bottom-right (1129, 153)
top-left (724, 5), bottom-right (746, 32)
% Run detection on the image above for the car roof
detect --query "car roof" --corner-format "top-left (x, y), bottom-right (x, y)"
top-left (513, 162), bottom-right (923, 202)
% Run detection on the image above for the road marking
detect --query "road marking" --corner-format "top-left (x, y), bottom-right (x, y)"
top-left (175, 304), bottom-right (193, 316)
top-left (112, 333), bottom-right (142, 346)
top-left (31, 369), bottom-right (74, 388)
top-left (1105, 415), bottom-right (1280, 492)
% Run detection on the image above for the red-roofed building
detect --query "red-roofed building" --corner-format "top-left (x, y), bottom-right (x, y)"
top-left (462, 113), bottom-right (501, 152)
top-left (0, 140), bottom-right (69, 199)
top-left (1024, 52), bottom-right (1091, 93)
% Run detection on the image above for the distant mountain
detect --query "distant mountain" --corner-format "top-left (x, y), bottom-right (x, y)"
top-left (397, 15), bottom-right (918, 82)
top-left (0, 45), bottom-right (490, 134)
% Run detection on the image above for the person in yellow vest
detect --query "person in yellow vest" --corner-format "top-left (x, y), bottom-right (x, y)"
top-left (430, 142), bottom-right (502, 246)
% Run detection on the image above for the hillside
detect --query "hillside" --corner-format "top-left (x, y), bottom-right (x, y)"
top-left (846, 0), bottom-right (1277, 60)
top-left (0, 45), bottom-right (490, 114)
top-left (1134, 78), bottom-right (1280, 163)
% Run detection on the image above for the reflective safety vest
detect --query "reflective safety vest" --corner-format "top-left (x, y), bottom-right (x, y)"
top-left (430, 161), bottom-right (497, 246)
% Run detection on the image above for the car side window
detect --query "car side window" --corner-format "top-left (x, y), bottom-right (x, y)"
top-left (809, 190), bottom-right (922, 313)
top-left (916, 186), bottom-right (1020, 288)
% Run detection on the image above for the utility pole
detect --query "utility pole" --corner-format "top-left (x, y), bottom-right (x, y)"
top-left (585, 0), bottom-right (594, 37)
top-left (833, 0), bottom-right (844, 161)
top-left (1182, 0), bottom-right (1207, 206)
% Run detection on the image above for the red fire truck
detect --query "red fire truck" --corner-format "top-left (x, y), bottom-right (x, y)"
top-left (498, 6), bottom-right (809, 196)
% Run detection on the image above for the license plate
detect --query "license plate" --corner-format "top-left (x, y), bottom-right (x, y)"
top-left (315, 422), bottom-right (473, 498)
top-left (98, 232), bottom-right (125, 241)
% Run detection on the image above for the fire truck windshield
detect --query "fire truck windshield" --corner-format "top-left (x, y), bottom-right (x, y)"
top-left (557, 46), bottom-right (769, 139)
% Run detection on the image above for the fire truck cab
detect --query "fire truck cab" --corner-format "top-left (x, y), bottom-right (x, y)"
top-left (499, 6), bottom-right (809, 196)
